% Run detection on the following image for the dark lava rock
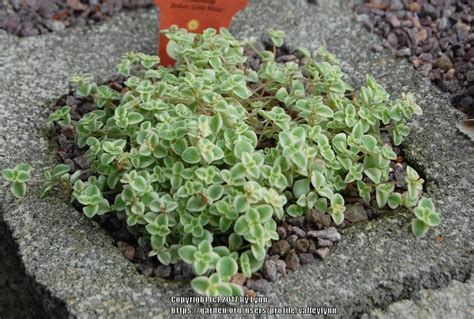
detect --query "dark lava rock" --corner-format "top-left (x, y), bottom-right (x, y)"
top-left (155, 265), bottom-right (171, 278)
top-left (286, 216), bottom-right (305, 228)
top-left (246, 279), bottom-right (271, 293)
top-left (0, 0), bottom-right (153, 37)
top-left (298, 253), bottom-right (314, 265)
top-left (294, 239), bottom-right (310, 253)
top-left (308, 239), bottom-right (317, 253)
top-left (275, 259), bottom-right (287, 276)
top-left (287, 234), bottom-right (298, 248)
top-left (434, 55), bottom-right (454, 71)
top-left (285, 249), bottom-right (300, 271)
top-left (464, 48), bottom-right (474, 62)
top-left (231, 273), bottom-right (247, 286)
top-left (277, 226), bottom-right (287, 238)
top-left (345, 202), bottom-right (368, 223)
top-left (466, 70), bottom-right (474, 83)
top-left (117, 241), bottom-right (135, 261)
top-left (73, 154), bottom-right (91, 170)
top-left (270, 240), bottom-right (291, 256)
top-left (174, 262), bottom-right (194, 280)
top-left (307, 209), bottom-right (332, 229)
top-left (395, 48), bottom-right (411, 57)
top-left (136, 264), bottom-right (154, 277)
top-left (393, 163), bottom-right (407, 188)
top-left (317, 238), bottom-right (333, 248)
top-left (262, 260), bottom-right (278, 282)
top-left (290, 226), bottom-right (306, 238)
top-left (314, 247), bottom-right (331, 260)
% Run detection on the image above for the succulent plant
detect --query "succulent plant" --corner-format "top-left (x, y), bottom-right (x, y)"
top-left (2, 27), bottom-right (440, 296)
top-left (2, 163), bottom-right (32, 198)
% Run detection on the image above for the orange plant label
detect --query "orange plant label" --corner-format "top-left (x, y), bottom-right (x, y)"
top-left (154, 0), bottom-right (248, 66)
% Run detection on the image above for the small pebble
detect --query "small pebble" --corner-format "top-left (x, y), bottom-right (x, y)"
top-left (290, 226), bottom-right (306, 238)
top-left (136, 264), bottom-right (154, 277)
top-left (294, 239), bottom-right (310, 253)
top-left (117, 241), bottom-right (135, 261)
top-left (231, 273), bottom-right (247, 286)
top-left (263, 260), bottom-right (278, 282)
top-left (285, 249), bottom-right (300, 271)
top-left (315, 247), bottom-right (330, 259)
top-left (155, 265), bottom-right (171, 278)
top-left (307, 227), bottom-right (341, 242)
top-left (287, 216), bottom-right (305, 228)
top-left (270, 240), bottom-right (291, 256)
top-left (246, 279), bottom-right (271, 293)
top-left (277, 226), bottom-right (287, 238)
top-left (275, 260), bottom-right (287, 276)
top-left (345, 203), bottom-right (368, 223)
top-left (298, 253), bottom-right (314, 264)
top-left (317, 238), bottom-right (333, 247)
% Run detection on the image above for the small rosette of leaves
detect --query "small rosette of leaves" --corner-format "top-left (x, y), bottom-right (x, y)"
top-left (411, 197), bottom-right (441, 238)
top-left (2, 163), bottom-right (32, 198)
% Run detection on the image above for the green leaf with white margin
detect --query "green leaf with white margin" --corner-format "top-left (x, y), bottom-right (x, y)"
top-left (315, 104), bottom-right (334, 118)
top-left (411, 218), bottom-right (430, 239)
top-left (216, 256), bottom-right (238, 278)
top-left (233, 85), bottom-right (252, 99)
top-left (182, 147), bottom-right (201, 163)
top-left (2, 169), bottom-right (14, 181)
top-left (364, 168), bottom-right (382, 184)
top-left (178, 245), bottom-right (197, 264)
top-left (293, 179), bottom-right (310, 198)
top-left (10, 182), bottom-right (27, 199)
top-left (234, 139), bottom-right (254, 159)
top-left (191, 276), bottom-right (209, 295)
top-left (387, 192), bottom-right (402, 209)
top-left (52, 164), bottom-right (71, 177)
top-left (375, 183), bottom-right (395, 208)
top-left (361, 135), bottom-right (377, 153)
top-left (251, 243), bottom-right (266, 261)
top-left (332, 211), bottom-right (344, 225)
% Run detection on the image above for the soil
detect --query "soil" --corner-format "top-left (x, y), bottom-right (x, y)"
top-left (0, 0), bottom-right (153, 37)
top-left (49, 44), bottom-right (410, 295)
top-left (353, 0), bottom-right (474, 118)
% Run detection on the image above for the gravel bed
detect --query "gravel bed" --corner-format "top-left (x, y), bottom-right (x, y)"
top-left (0, 0), bottom-right (153, 37)
top-left (353, 0), bottom-right (474, 118)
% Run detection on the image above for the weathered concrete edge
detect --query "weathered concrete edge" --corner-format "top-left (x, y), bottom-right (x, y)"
top-left (363, 278), bottom-right (474, 319)
top-left (0, 1), bottom-right (472, 318)
top-left (0, 205), bottom-right (69, 319)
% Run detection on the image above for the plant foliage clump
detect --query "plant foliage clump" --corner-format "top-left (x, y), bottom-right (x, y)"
top-left (2, 27), bottom-right (440, 296)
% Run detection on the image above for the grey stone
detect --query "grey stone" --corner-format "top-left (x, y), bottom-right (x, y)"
top-left (317, 238), bottom-right (333, 247)
top-left (290, 226), bottom-right (306, 238)
top-left (0, 1), bottom-right (472, 318)
top-left (275, 259), bottom-right (287, 276)
top-left (298, 253), bottom-right (314, 264)
top-left (154, 265), bottom-right (171, 278)
top-left (270, 239), bottom-right (291, 256)
top-left (285, 249), bottom-right (300, 271)
top-left (307, 227), bottom-right (342, 242)
top-left (262, 260), bottom-right (278, 282)
top-left (345, 203), bottom-right (368, 223)
top-left (395, 48), bottom-right (411, 57)
top-left (389, 0), bottom-right (404, 11)
top-left (246, 279), bottom-right (271, 293)
top-left (314, 247), bottom-right (331, 260)
top-left (466, 70), bottom-right (474, 83)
